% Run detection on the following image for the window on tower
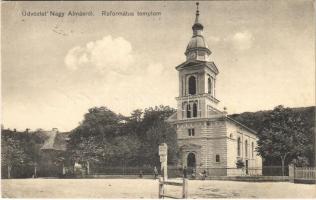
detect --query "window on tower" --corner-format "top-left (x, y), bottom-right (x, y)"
top-left (186, 104), bottom-right (191, 118)
top-left (193, 103), bottom-right (197, 117)
top-left (188, 76), bottom-right (196, 95)
top-left (208, 75), bottom-right (212, 95)
top-left (188, 128), bottom-right (195, 136)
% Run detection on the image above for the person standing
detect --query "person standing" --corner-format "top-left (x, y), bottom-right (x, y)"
top-left (139, 170), bottom-right (143, 178)
top-left (191, 168), bottom-right (196, 179)
top-left (154, 166), bottom-right (158, 179)
top-left (183, 166), bottom-right (187, 178)
top-left (201, 170), bottom-right (207, 180)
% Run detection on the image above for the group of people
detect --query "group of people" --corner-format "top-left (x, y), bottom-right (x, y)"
top-left (139, 166), bottom-right (159, 179)
top-left (182, 166), bottom-right (207, 180)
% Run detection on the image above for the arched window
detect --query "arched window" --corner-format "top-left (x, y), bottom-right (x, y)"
top-left (208, 76), bottom-right (212, 94)
top-left (186, 104), bottom-right (191, 118)
top-left (193, 103), bottom-right (197, 117)
top-left (245, 140), bottom-right (248, 157)
top-left (237, 137), bottom-right (241, 156)
top-left (188, 76), bottom-right (196, 95)
top-left (252, 142), bottom-right (254, 158)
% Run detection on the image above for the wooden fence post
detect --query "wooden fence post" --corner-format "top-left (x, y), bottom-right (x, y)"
top-left (182, 178), bottom-right (188, 199)
top-left (289, 164), bottom-right (294, 183)
top-left (159, 177), bottom-right (164, 198)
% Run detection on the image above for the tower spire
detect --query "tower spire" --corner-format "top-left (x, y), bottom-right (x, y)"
top-left (195, 2), bottom-right (200, 24)
top-left (192, 2), bottom-right (203, 34)
top-left (185, 2), bottom-right (211, 61)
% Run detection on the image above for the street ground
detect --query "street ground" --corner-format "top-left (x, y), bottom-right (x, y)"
top-left (1, 178), bottom-right (315, 198)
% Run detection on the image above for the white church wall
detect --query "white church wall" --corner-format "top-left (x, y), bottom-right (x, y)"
top-left (226, 120), bottom-right (263, 172)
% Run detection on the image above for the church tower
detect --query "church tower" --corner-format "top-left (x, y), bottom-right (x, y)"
top-left (176, 2), bottom-right (223, 121)
top-left (168, 3), bottom-right (262, 176)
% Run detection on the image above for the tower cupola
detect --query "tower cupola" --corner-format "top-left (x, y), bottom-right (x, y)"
top-left (185, 2), bottom-right (211, 61)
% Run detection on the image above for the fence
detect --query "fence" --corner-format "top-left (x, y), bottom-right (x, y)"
top-left (295, 167), bottom-right (316, 180)
top-left (290, 165), bottom-right (316, 183)
top-left (169, 166), bottom-right (287, 178)
top-left (159, 177), bottom-right (188, 199)
top-left (90, 165), bottom-right (158, 176)
top-left (83, 165), bottom-right (289, 178)
top-left (2, 164), bottom-right (291, 179)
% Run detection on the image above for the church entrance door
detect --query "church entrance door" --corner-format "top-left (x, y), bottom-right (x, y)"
top-left (187, 152), bottom-right (196, 176)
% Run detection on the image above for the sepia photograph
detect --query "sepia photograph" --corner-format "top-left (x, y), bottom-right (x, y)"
top-left (1, 0), bottom-right (315, 198)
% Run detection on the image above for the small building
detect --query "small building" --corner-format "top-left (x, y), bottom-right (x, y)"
top-left (167, 3), bottom-right (262, 176)
top-left (40, 128), bottom-right (70, 177)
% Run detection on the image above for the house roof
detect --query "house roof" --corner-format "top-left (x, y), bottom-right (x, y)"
top-left (40, 130), bottom-right (70, 151)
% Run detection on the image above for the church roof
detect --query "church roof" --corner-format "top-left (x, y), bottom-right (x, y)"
top-left (226, 116), bottom-right (257, 135)
top-left (166, 111), bottom-right (257, 135)
top-left (167, 112), bottom-right (177, 122)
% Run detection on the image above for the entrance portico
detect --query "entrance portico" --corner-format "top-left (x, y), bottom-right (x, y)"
top-left (180, 144), bottom-right (201, 169)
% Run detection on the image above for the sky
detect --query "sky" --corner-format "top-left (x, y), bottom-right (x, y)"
top-left (2, 1), bottom-right (315, 132)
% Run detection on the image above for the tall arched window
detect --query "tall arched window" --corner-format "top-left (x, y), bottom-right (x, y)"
top-left (193, 103), bottom-right (197, 117)
top-left (208, 76), bottom-right (212, 94)
top-left (252, 142), bottom-right (254, 158)
top-left (186, 104), bottom-right (191, 118)
top-left (245, 140), bottom-right (248, 157)
top-left (237, 137), bottom-right (241, 156)
top-left (188, 76), bottom-right (196, 95)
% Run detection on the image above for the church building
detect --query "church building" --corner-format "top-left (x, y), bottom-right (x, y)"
top-left (167, 3), bottom-right (262, 176)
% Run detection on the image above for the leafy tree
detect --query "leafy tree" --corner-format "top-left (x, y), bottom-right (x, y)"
top-left (143, 120), bottom-right (178, 167)
top-left (231, 106), bottom-right (315, 166)
top-left (130, 109), bottom-right (143, 122)
top-left (78, 106), bottom-right (122, 138)
top-left (256, 105), bottom-right (310, 175)
top-left (1, 136), bottom-right (29, 178)
top-left (137, 105), bottom-right (177, 166)
top-left (68, 105), bottom-right (177, 169)
top-left (68, 106), bottom-right (143, 169)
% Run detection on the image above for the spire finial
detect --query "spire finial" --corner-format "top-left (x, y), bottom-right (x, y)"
top-left (195, 2), bottom-right (200, 23)
top-left (192, 2), bottom-right (203, 33)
